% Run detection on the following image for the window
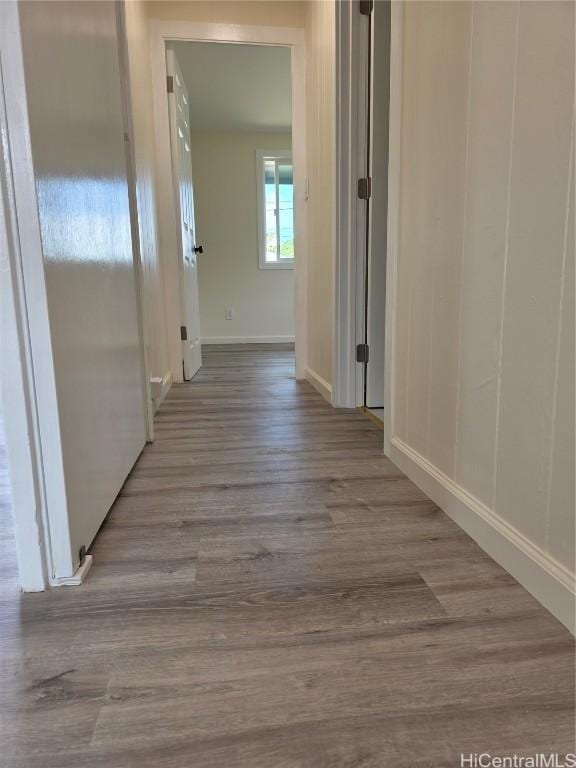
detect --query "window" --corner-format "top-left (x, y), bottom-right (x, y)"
top-left (256, 150), bottom-right (294, 269)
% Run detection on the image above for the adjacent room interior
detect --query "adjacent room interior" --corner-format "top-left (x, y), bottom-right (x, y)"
top-left (163, 40), bottom-right (296, 376)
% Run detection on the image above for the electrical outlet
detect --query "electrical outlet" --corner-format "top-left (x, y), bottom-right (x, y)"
top-left (225, 308), bottom-right (233, 321)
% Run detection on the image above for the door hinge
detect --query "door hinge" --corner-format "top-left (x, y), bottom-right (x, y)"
top-left (357, 177), bottom-right (372, 200)
top-left (167, 75), bottom-right (174, 93)
top-left (359, 0), bottom-right (373, 16)
top-left (180, 325), bottom-right (188, 341)
top-left (356, 343), bottom-right (370, 363)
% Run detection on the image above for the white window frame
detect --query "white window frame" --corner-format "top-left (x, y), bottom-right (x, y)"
top-left (256, 149), bottom-right (294, 270)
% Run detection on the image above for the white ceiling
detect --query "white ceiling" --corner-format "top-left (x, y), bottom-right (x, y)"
top-left (170, 42), bottom-right (292, 133)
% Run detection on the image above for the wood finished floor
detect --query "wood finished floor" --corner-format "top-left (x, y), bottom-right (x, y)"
top-left (1, 344), bottom-right (574, 767)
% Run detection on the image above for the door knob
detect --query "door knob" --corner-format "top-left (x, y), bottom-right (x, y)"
top-left (193, 245), bottom-right (203, 254)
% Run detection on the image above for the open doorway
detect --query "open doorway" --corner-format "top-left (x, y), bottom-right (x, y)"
top-left (169, 41), bottom-right (295, 365)
top-left (150, 21), bottom-right (307, 384)
top-left (360, 0), bottom-right (391, 425)
top-left (334, 0), bottom-right (391, 430)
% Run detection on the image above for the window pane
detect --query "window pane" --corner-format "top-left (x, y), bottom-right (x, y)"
top-left (264, 159), bottom-right (277, 262)
top-left (278, 161), bottom-right (294, 260)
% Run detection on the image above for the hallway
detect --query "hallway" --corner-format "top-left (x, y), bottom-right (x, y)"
top-left (2, 345), bottom-right (574, 766)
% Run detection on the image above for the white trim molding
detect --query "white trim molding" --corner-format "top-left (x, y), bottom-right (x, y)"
top-left (333, 0), bottom-right (392, 414)
top-left (383, 0), bottom-right (403, 456)
top-left (305, 368), bottom-right (333, 404)
top-left (0, 1), bottom-right (148, 588)
top-left (333, 0), bottom-right (369, 408)
top-left (0, 1), bottom-right (69, 589)
top-left (390, 437), bottom-right (576, 634)
top-left (149, 19), bottom-right (307, 381)
top-left (0, 42), bottom-right (50, 591)
top-left (150, 370), bottom-right (173, 412)
top-left (51, 554), bottom-right (93, 587)
top-left (116, 2), bottom-right (155, 443)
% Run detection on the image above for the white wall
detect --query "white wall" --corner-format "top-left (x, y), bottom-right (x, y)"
top-left (16, 0), bottom-right (147, 576)
top-left (191, 132), bottom-right (294, 343)
top-left (390, 0), bottom-right (575, 629)
top-left (124, 0), bottom-right (171, 406)
top-left (305, 0), bottom-right (336, 396)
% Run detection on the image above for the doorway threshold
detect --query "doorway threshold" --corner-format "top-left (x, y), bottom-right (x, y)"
top-left (358, 406), bottom-right (384, 429)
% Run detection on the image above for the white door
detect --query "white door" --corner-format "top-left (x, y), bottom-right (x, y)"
top-left (9, 0), bottom-right (147, 578)
top-left (166, 48), bottom-right (202, 380)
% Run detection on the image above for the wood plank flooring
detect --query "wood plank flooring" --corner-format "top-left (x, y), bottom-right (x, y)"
top-left (1, 344), bottom-right (574, 766)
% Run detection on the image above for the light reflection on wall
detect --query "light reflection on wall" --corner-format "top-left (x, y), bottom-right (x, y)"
top-left (36, 176), bottom-right (132, 265)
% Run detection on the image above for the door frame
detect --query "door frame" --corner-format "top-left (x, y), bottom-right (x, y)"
top-left (333, 0), bottom-right (369, 411)
top-left (0, 0), bottom-right (153, 589)
top-left (333, 0), bottom-right (402, 455)
top-left (149, 20), bottom-right (308, 380)
top-left (0, 0), bottom-right (69, 589)
top-left (0, 7), bottom-right (51, 590)
top-left (116, 0), bottom-right (155, 441)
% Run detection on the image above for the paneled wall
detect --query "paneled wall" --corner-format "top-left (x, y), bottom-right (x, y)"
top-left (392, 0), bottom-right (575, 624)
top-left (305, 0), bottom-right (336, 393)
top-left (124, 1), bottom-right (171, 402)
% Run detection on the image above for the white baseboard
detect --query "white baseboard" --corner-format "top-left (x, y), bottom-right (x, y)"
top-left (390, 437), bottom-right (575, 634)
top-left (150, 370), bottom-right (172, 411)
top-left (51, 554), bottom-right (93, 587)
top-left (201, 335), bottom-right (295, 345)
top-left (305, 367), bottom-right (333, 404)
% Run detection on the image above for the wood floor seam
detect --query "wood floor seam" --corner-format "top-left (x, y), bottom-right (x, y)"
top-left (1, 345), bottom-right (573, 766)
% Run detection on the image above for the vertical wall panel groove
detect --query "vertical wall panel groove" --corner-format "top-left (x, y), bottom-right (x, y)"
top-left (546, 121), bottom-right (575, 570)
top-left (393, 0), bottom-right (574, 584)
top-left (453, 2), bottom-right (476, 483)
top-left (490, 1), bottom-right (521, 512)
top-left (494, 0), bottom-right (574, 547)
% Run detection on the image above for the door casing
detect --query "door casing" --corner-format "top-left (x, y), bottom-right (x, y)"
top-left (0, 0), bottom-right (151, 588)
top-left (149, 19), bottom-right (308, 381)
top-left (333, 0), bottom-right (400, 456)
